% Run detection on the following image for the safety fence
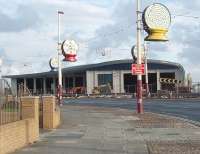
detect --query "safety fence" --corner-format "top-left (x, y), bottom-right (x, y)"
top-left (0, 79), bottom-right (21, 125)
top-left (124, 84), bottom-right (157, 94)
top-left (16, 82), bottom-right (200, 99)
top-left (192, 82), bottom-right (200, 93)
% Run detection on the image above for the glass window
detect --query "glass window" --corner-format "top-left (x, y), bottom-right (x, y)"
top-left (75, 77), bottom-right (83, 87)
top-left (98, 74), bottom-right (113, 88)
top-left (65, 77), bottom-right (73, 88)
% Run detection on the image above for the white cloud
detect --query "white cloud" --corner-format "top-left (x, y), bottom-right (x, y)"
top-left (0, 0), bottom-right (200, 82)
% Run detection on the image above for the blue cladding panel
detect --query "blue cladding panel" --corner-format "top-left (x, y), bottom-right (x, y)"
top-left (4, 59), bottom-right (184, 79)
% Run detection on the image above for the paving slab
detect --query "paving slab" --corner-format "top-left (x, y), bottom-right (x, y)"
top-left (13, 105), bottom-right (200, 154)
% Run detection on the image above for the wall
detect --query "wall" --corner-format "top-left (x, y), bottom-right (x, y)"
top-left (86, 71), bottom-right (95, 94)
top-left (42, 96), bottom-right (60, 129)
top-left (112, 71), bottom-right (121, 93)
top-left (0, 119), bottom-right (38, 154)
top-left (86, 69), bottom-right (185, 94)
top-left (0, 96), bottom-right (39, 154)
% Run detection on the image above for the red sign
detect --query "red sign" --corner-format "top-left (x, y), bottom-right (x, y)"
top-left (131, 64), bottom-right (145, 75)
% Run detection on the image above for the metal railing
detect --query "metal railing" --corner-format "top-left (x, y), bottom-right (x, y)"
top-left (124, 84), bottom-right (156, 94)
top-left (17, 83), bottom-right (32, 96)
top-left (0, 79), bottom-right (21, 125)
top-left (192, 82), bottom-right (200, 93)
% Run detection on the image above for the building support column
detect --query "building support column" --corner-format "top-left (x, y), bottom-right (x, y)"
top-left (120, 71), bottom-right (125, 93)
top-left (43, 78), bottom-right (46, 94)
top-left (33, 78), bottom-right (36, 94)
top-left (113, 71), bottom-right (120, 94)
top-left (63, 76), bottom-right (66, 91)
top-left (157, 71), bottom-right (161, 91)
top-left (53, 78), bottom-right (56, 95)
top-left (24, 78), bottom-right (27, 93)
top-left (86, 71), bottom-right (94, 95)
top-left (73, 76), bottom-right (76, 88)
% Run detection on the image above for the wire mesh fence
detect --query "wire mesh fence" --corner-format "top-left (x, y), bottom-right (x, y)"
top-left (192, 82), bottom-right (200, 93)
top-left (0, 79), bottom-right (21, 125)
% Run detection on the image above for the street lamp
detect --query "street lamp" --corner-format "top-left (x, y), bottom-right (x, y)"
top-left (135, 1), bottom-right (171, 114)
top-left (144, 42), bottom-right (150, 97)
top-left (57, 11), bottom-right (64, 105)
top-left (136, 0), bottom-right (143, 114)
top-left (0, 58), bottom-right (3, 79)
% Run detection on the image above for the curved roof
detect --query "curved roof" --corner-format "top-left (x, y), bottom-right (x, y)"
top-left (4, 59), bottom-right (185, 78)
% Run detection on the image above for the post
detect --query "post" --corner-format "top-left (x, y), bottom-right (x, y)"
top-left (57, 11), bottom-right (64, 105)
top-left (21, 96), bottom-right (40, 142)
top-left (42, 96), bottom-right (61, 129)
top-left (43, 78), bottom-right (46, 94)
top-left (157, 71), bottom-right (161, 91)
top-left (33, 78), bottom-right (36, 94)
top-left (144, 42), bottom-right (149, 97)
top-left (136, 0), bottom-right (144, 114)
top-left (24, 78), bottom-right (27, 94)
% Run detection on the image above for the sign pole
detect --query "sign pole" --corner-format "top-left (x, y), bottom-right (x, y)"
top-left (58, 11), bottom-right (64, 105)
top-left (144, 42), bottom-right (149, 97)
top-left (136, 0), bottom-right (144, 114)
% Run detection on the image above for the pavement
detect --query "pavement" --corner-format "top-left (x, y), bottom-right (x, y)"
top-left (14, 104), bottom-right (200, 154)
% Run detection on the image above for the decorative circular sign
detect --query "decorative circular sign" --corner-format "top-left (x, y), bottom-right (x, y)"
top-left (0, 58), bottom-right (3, 66)
top-left (142, 3), bottom-right (171, 32)
top-left (61, 40), bottom-right (78, 62)
top-left (49, 57), bottom-right (58, 70)
top-left (131, 45), bottom-right (145, 63)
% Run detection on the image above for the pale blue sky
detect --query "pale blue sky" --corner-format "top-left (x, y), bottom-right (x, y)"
top-left (0, 0), bottom-right (200, 81)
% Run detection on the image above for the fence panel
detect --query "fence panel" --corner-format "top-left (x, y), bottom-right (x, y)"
top-left (0, 79), bottom-right (21, 125)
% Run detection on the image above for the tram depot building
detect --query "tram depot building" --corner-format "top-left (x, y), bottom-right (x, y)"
top-left (5, 59), bottom-right (185, 96)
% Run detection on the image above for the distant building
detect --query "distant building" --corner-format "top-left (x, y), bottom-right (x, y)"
top-left (4, 59), bottom-right (185, 95)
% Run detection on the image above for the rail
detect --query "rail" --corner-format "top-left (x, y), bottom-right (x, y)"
top-left (0, 79), bottom-right (21, 125)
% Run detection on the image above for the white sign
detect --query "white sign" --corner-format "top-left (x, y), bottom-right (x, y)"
top-left (61, 40), bottom-right (78, 62)
top-left (131, 45), bottom-right (145, 62)
top-left (143, 3), bottom-right (171, 31)
top-left (62, 40), bottom-right (78, 55)
top-left (49, 57), bottom-right (58, 69)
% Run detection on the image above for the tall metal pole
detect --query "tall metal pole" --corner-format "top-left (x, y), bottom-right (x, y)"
top-left (144, 42), bottom-right (149, 97)
top-left (136, 0), bottom-right (144, 113)
top-left (58, 11), bottom-right (64, 105)
top-left (0, 58), bottom-right (2, 79)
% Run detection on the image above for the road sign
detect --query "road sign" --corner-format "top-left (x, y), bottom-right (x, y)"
top-left (131, 64), bottom-right (145, 75)
top-left (160, 78), bottom-right (181, 84)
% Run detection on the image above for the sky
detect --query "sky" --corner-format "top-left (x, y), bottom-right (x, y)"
top-left (0, 0), bottom-right (200, 82)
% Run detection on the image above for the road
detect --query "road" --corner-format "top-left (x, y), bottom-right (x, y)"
top-left (63, 98), bottom-right (200, 123)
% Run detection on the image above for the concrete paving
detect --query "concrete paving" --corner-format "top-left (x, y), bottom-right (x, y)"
top-left (14, 105), bottom-right (200, 154)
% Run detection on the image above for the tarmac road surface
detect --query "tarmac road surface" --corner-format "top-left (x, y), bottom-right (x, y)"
top-left (63, 98), bottom-right (200, 123)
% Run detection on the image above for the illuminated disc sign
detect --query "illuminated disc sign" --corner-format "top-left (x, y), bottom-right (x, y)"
top-left (131, 45), bottom-right (145, 63)
top-left (0, 58), bottom-right (2, 66)
top-left (49, 57), bottom-right (58, 70)
top-left (61, 40), bottom-right (78, 62)
top-left (142, 3), bottom-right (171, 32)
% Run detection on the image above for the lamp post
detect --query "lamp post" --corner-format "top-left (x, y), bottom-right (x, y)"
top-left (0, 58), bottom-right (2, 79)
top-left (144, 42), bottom-right (150, 97)
top-left (135, 2), bottom-right (171, 113)
top-left (57, 11), bottom-right (64, 105)
top-left (136, 0), bottom-right (144, 114)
